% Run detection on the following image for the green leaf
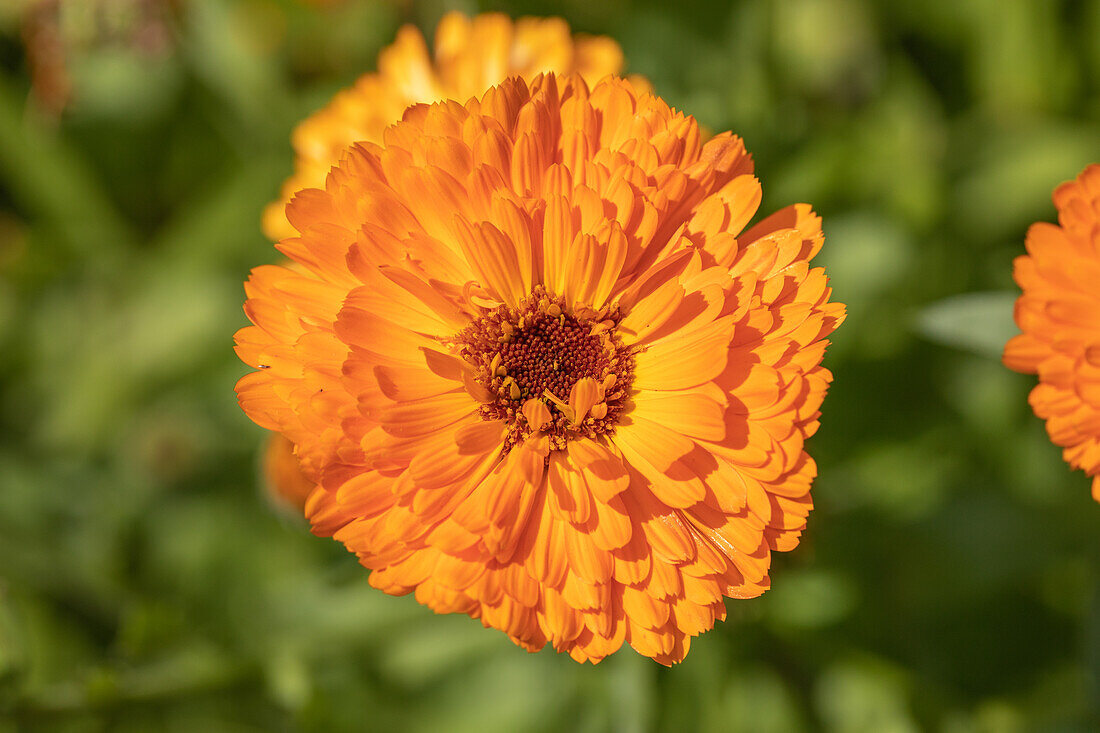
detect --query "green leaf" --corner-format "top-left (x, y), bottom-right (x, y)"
top-left (0, 74), bottom-right (135, 267)
top-left (914, 291), bottom-right (1019, 360)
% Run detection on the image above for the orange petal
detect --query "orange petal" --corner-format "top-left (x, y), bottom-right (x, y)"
top-left (633, 316), bottom-right (734, 391)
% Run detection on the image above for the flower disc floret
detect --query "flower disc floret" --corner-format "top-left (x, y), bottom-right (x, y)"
top-left (454, 285), bottom-right (635, 453)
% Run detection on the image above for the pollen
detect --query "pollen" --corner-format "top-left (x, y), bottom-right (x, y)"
top-left (454, 286), bottom-right (635, 452)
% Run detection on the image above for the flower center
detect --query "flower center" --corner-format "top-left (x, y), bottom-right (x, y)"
top-left (454, 286), bottom-right (635, 452)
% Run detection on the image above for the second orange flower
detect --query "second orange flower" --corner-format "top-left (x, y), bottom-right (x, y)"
top-left (1005, 163), bottom-right (1100, 502)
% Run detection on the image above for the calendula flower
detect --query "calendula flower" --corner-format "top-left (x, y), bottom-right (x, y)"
top-left (262, 11), bottom-right (633, 241)
top-left (1004, 163), bottom-right (1100, 502)
top-left (236, 73), bottom-right (844, 664)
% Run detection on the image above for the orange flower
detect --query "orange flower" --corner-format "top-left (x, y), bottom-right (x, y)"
top-left (236, 73), bottom-right (845, 664)
top-left (1004, 164), bottom-right (1100, 502)
top-left (262, 11), bottom-right (633, 241)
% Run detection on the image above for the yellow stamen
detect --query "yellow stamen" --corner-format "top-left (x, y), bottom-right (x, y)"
top-left (542, 389), bottom-right (576, 423)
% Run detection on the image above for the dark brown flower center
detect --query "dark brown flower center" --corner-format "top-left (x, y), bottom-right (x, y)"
top-left (453, 286), bottom-right (635, 452)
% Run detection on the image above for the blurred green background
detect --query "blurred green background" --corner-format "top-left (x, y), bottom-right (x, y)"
top-left (2, 0), bottom-right (1099, 730)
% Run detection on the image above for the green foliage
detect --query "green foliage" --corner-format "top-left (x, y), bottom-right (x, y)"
top-left (915, 292), bottom-right (1018, 360)
top-left (1, 0), bottom-right (1098, 730)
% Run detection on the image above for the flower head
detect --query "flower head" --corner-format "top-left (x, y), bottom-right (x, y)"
top-left (262, 11), bottom-right (633, 241)
top-left (236, 73), bottom-right (844, 664)
top-left (1004, 163), bottom-right (1100, 502)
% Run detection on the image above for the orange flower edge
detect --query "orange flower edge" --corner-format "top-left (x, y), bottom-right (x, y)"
top-left (236, 73), bottom-right (846, 664)
top-left (262, 11), bottom-right (638, 241)
top-left (262, 433), bottom-right (317, 513)
top-left (1004, 163), bottom-right (1100, 502)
